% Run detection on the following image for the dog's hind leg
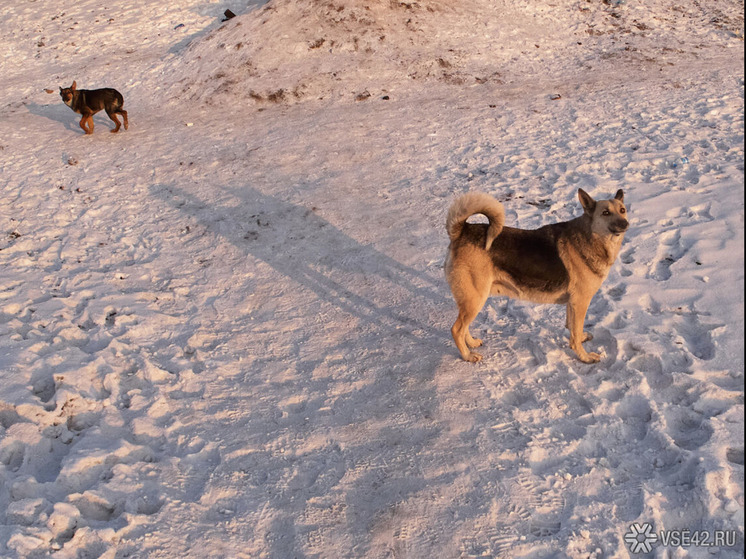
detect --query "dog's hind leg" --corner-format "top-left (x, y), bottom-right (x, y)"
top-left (106, 109), bottom-right (122, 132)
top-left (450, 279), bottom-right (490, 362)
top-left (120, 109), bottom-right (128, 130)
top-left (452, 312), bottom-right (485, 362)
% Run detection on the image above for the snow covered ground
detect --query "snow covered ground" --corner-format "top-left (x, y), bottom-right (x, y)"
top-left (0, 0), bottom-right (743, 557)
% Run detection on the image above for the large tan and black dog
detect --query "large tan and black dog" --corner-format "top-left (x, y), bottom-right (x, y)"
top-left (59, 81), bottom-right (128, 134)
top-left (445, 189), bottom-right (628, 363)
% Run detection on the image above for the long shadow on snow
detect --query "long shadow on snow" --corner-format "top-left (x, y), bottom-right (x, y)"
top-left (152, 182), bottom-right (450, 349)
top-left (26, 102), bottom-right (117, 134)
top-left (148, 183), bottom-right (460, 557)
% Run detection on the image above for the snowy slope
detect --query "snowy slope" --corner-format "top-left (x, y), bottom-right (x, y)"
top-left (0, 0), bottom-right (743, 558)
top-left (162, 0), bottom-right (744, 105)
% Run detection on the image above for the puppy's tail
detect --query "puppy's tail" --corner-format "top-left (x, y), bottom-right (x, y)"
top-left (446, 192), bottom-right (505, 250)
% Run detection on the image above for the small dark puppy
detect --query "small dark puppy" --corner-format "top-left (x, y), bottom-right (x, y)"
top-left (59, 81), bottom-right (128, 134)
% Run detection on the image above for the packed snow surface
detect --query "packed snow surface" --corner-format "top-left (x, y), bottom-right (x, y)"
top-left (0, 0), bottom-right (743, 557)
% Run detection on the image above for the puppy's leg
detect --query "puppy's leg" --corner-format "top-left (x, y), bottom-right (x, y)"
top-left (450, 278), bottom-right (490, 362)
top-left (120, 110), bottom-right (128, 130)
top-left (82, 114), bottom-right (95, 134)
top-left (566, 297), bottom-right (600, 363)
top-left (106, 109), bottom-right (122, 133)
top-left (565, 313), bottom-right (593, 342)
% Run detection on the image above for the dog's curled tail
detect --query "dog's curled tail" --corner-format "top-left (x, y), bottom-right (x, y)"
top-left (446, 192), bottom-right (505, 250)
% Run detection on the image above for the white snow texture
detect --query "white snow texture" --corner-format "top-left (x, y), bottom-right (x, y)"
top-left (0, 0), bottom-right (743, 558)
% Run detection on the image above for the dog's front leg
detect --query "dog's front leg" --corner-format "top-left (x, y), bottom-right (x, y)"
top-left (79, 114), bottom-right (93, 134)
top-left (566, 298), bottom-right (600, 363)
top-left (565, 315), bottom-right (593, 342)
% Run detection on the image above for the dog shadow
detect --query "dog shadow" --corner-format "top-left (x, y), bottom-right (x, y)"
top-left (147, 182), bottom-right (469, 558)
top-left (150, 182), bottom-right (450, 347)
top-left (26, 102), bottom-right (119, 134)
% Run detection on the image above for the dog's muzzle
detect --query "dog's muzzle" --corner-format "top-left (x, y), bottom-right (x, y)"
top-left (609, 220), bottom-right (629, 235)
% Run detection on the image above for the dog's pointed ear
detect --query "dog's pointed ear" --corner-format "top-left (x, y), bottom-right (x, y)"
top-left (615, 189), bottom-right (624, 202)
top-left (71, 81), bottom-right (77, 91)
top-left (578, 189), bottom-right (596, 215)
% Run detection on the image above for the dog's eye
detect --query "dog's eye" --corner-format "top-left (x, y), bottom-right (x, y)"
top-left (620, 208), bottom-right (626, 214)
top-left (602, 210), bottom-right (611, 216)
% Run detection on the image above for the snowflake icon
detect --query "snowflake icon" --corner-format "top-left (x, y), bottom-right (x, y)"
top-left (625, 523), bottom-right (659, 553)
